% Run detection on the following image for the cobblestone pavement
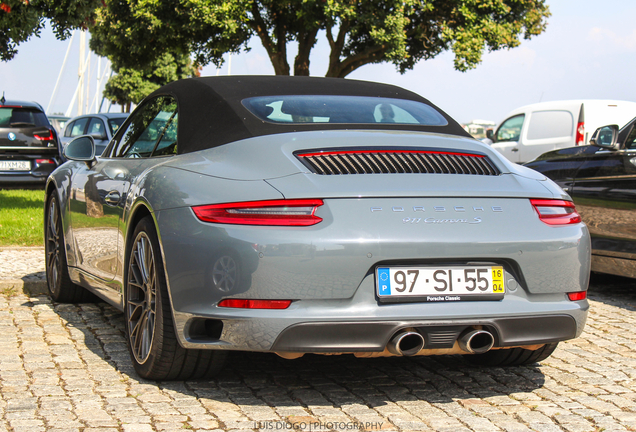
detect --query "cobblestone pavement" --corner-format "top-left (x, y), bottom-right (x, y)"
top-left (1, 248), bottom-right (636, 431)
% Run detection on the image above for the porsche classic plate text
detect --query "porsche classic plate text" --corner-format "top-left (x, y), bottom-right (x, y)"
top-left (377, 266), bottom-right (505, 302)
top-left (0, 160), bottom-right (30, 171)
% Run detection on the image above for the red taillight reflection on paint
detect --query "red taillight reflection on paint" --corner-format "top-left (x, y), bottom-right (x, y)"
top-left (218, 299), bottom-right (292, 309)
top-left (567, 291), bottom-right (587, 301)
top-left (36, 159), bottom-right (55, 164)
top-left (530, 199), bottom-right (582, 225)
top-left (575, 122), bottom-right (585, 145)
top-left (192, 199), bottom-right (323, 226)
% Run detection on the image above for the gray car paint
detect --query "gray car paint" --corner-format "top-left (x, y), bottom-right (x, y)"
top-left (47, 129), bottom-right (591, 353)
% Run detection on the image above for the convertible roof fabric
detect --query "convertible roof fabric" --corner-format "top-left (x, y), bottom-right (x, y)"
top-left (145, 76), bottom-right (472, 155)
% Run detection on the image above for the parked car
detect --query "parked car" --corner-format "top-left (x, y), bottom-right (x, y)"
top-left (525, 116), bottom-right (636, 280)
top-left (45, 76), bottom-right (590, 380)
top-left (484, 100), bottom-right (636, 163)
top-left (47, 114), bottom-right (71, 137)
top-left (0, 99), bottom-right (60, 187)
top-left (60, 113), bottom-right (128, 158)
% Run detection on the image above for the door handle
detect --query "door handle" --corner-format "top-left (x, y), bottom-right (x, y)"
top-left (105, 191), bottom-right (121, 205)
top-left (511, 148), bottom-right (519, 152)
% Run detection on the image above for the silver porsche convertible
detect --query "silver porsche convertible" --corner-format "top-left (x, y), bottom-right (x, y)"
top-left (45, 76), bottom-right (590, 380)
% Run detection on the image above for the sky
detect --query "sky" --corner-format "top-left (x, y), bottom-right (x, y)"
top-left (1, 0), bottom-right (635, 124)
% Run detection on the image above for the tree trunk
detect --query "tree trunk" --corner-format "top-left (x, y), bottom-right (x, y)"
top-left (326, 45), bottom-right (387, 78)
top-left (294, 28), bottom-right (319, 76)
top-left (250, 2), bottom-right (290, 75)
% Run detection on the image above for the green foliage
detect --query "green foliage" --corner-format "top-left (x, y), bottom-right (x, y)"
top-left (89, 0), bottom-right (550, 78)
top-left (89, 0), bottom-right (250, 72)
top-left (0, 0), bottom-right (102, 61)
top-left (0, 189), bottom-right (44, 246)
top-left (102, 52), bottom-right (197, 112)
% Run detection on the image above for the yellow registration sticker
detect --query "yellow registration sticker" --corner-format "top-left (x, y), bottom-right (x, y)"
top-left (491, 266), bottom-right (505, 293)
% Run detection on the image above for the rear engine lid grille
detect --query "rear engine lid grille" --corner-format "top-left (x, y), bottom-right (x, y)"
top-left (296, 148), bottom-right (500, 176)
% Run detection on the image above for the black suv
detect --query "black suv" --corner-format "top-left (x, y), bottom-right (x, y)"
top-left (0, 100), bottom-right (60, 188)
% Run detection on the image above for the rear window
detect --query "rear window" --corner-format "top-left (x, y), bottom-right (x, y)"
top-left (0, 107), bottom-right (49, 128)
top-left (526, 110), bottom-right (573, 140)
top-left (242, 95), bottom-right (448, 126)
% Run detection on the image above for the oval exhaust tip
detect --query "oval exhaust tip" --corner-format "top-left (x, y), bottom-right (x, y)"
top-left (387, 331), bottom-right (425, 356)
top-left (459, 329), bottom-right (495, 354)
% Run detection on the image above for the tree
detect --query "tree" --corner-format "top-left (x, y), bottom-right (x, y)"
top-left (89, 0), bottom-right (550, 78)
top-left (103, 52), bottom-right (197, 112)
top-left (0, 0), bottom-right (102, 61)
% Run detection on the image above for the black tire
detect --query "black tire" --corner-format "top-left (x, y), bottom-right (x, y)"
top-left (464, 342), bottom-right (559, 367)
top-left (45, 193), bottom-right (97, 303)
top-left (124, 216), bottom-right (227, 380)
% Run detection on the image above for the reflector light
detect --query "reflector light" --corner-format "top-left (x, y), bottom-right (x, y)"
top-left (192, 199), bottom-right (324, 226)
top-left (218, 299), bottom-right (292, 309)
top-left (575, 121), bottom-right (585, 145)
top-left (530, 199), bottom-right (581, 225)
top-left (34, 129), bottom-right (54, 141)
top-left (567, 291), bottom-right (587, 301)
top-left (35, 159), bottom-right (55, 164)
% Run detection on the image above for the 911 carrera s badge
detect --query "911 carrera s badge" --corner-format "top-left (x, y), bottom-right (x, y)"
top-left (8, 132), bottom-right (16, 141)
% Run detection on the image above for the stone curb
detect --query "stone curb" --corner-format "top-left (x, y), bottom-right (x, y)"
top-left (0, 279), bottom-right (48, 296)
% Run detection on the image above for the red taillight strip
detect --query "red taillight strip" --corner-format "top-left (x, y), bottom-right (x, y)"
top-left (218, 299), bottom-right (292, 309)
top-left (297, 149), bottom-right (486, 158)
top-left (192, 199), bottom-right (324, 226)
top-left (530, 199), bottom-right (582, 225)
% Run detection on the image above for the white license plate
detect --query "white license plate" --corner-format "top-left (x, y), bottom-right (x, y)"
top-left (0, 160), bottom-right (30, 171)
top-left (377, 265), bottom-right (505, 302)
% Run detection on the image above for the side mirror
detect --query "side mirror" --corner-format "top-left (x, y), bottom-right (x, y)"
top-left (64, 135), bottom-right (96, 161)
top-left (590, 125), bottom-right (619, 149)
top-left (486, 129), bottom-right (494, 140)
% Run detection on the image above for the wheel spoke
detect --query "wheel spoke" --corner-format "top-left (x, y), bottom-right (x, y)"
top-left (132, 309), bottom-right (147, 355)
top-left (127, 299), bottom-right (144, 309)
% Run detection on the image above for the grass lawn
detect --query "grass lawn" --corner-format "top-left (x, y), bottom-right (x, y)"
top-left (0, 189), bottom-right (45, 246)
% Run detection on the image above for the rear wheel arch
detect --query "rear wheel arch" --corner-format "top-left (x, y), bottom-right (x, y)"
top-left (123, 202), bottom-right (178, 340)
top-left (123, 214), bottom-right (227, 379)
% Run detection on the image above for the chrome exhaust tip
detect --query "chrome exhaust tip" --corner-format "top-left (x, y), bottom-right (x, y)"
top-left (458, 329), bottom-right (495, 354)
top-left (387, 331), bottom-right (425, 356)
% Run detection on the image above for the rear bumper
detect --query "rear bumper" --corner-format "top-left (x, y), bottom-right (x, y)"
top-left (171, 276), bottom-right (589, 352)
top-left (0, 154), bottom-right (59, 186)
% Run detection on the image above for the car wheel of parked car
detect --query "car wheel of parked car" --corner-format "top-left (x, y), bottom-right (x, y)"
top-left (125, 216), bottom-right (227, 380)
top-left (464, 342), bottom-right (559, 367)
top-left (45, 193), bottom-right (97, 303)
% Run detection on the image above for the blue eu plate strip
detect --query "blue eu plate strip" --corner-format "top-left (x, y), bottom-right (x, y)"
top-left (377, 268), bottom-right (391, 296)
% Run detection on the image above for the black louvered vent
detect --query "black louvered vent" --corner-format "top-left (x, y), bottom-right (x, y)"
top-left (296, 149), bottom-right (500, 176)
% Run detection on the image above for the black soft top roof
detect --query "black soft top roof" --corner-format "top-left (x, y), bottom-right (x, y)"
top-left (145, 76), bottom-right (471, 154)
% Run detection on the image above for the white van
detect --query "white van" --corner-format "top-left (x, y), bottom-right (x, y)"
top-left (485, 100), bottom-right (636, 163)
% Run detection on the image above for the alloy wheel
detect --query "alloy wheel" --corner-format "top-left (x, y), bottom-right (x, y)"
top-left (46, 198), bottom-right (61, 293)
top-left (127, 232), bottom-right (157, 364)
